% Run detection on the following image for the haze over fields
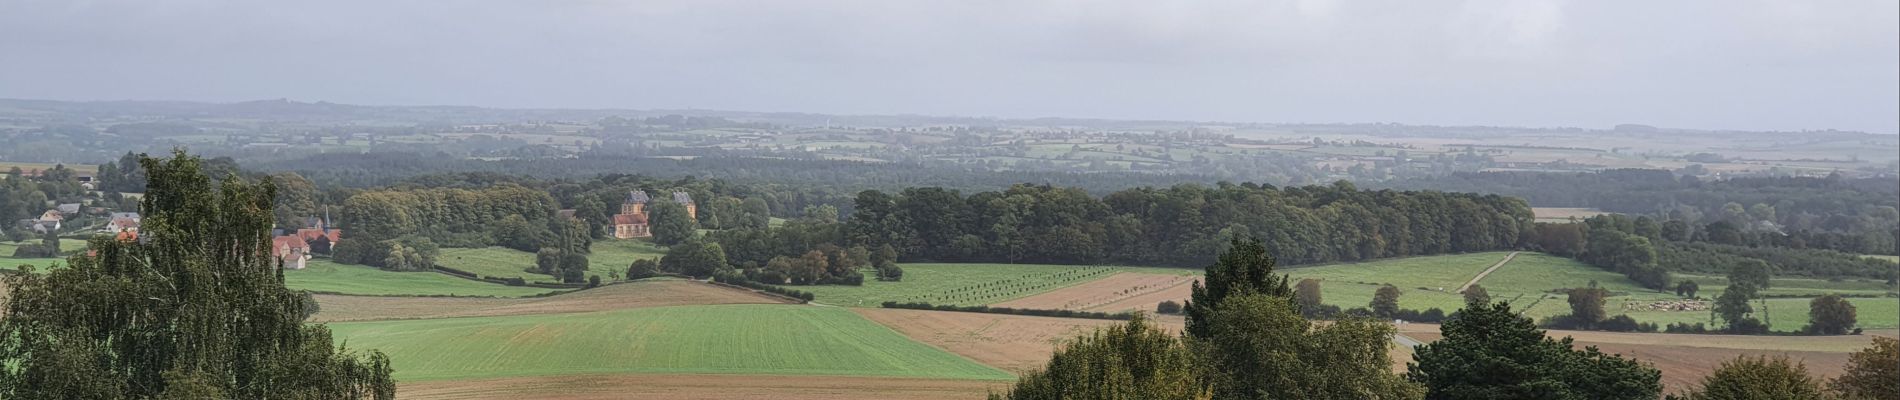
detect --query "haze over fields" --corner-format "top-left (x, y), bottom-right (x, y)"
top-left (2, 0), bottom-right (1896, 133)
top-left (1, 2), bottom-right (1897, 400)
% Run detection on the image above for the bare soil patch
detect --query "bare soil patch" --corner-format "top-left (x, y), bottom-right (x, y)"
top-left (991, 272), bottom-right (1196, 313)
top-left (397, 373), bottom-right (1006, 400)
top-left (311, 280), bottom-right (789, 323)
top-left (855, 308), bottom-right (1185, 374)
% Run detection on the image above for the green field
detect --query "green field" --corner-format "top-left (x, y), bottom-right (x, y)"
top-left (800, 263), bottom-right (1193, 307)
top-left (327, 304), bottom-right (1012, 381)
top-left (1, 238), bottom-right (101, 271)
top-left (1283, 252), bottom-right (1521, 316)
top-left (436, 240), bottom-right (666, 282)
top-left (1281, 251), bottom-right (1896, 331)
top-left (284, 260), bottom-right (559, 297)
top-left (1673, 273), bottom-right (1894, 298)
top-left (1622, 297), bottom-right (1899, 330)
top-left (436, 247), bottom-right (543, 279)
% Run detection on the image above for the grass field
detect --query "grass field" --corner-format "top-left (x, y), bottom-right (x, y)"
top-left (0, 238), bottom-right (98, 271)
top-left (285, 260), bottom-right (560, 297)
top-left (1279, 251), bottom-right (1897, 331)
top-left (1673, 273), bottom-right (1894, 298)
top-left (436, 240), bottom-right (666, 282)
top-left (1620, 297), bottom-right (1899, 330)
top-left (799, 263), bottom-right (1193, 307)
top-left (1282, 252), bottom-right (1518, 315)
top-left (327, 304), bottom-right (1013, 382)
top-left (1863, 254), bottom-right (1899, 263)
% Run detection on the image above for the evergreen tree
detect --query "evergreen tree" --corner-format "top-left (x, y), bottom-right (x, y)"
top-left (1408, 301), bottom-right (1661, 399)
top-left (1184, 237), bottom-right (1290, 339)
top-left (0, 151), bottom-right (394, 399)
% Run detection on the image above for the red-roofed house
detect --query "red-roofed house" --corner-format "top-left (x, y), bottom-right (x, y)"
top-left (272, 236), bottom-right (311, 270)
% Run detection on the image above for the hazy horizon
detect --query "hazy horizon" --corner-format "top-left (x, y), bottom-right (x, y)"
top-left (3, 0), bottom-right (1895, 134)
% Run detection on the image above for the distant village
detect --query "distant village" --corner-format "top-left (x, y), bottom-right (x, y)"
top-left (5, 165), bottom-right (336, 270)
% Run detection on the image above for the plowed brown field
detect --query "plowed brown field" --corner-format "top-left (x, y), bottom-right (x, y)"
top-left (854, 308), bottom-right (1184, 374)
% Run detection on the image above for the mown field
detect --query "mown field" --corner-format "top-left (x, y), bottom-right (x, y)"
top-left (799, 263), bottom-right (1193, 307)
top-left (436, 240), bottom-right (667, 282)
top-left (284, 260), bottom-right (560, 297)
top-left (327, 304), bottom-right (1013, 382)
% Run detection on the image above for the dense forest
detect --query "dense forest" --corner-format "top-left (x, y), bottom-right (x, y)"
top-left (843, 181), bottom-right (1532, 267)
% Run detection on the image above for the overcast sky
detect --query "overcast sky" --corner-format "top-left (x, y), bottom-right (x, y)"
top-left (2, 0), bottom-right (1895, 133)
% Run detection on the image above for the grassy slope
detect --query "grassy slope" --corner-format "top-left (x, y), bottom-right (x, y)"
top-left (327, 304), bottom-right (1013, 382)
top-left (800, 263), bottom-right (1192, 307)
top-left (285, 260), bottom-right (559, 297)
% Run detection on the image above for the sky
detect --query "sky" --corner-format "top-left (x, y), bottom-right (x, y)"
top-left (2, 0), bottom-right (1895, 133)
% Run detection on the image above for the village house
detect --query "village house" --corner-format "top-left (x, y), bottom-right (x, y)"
top-left (271, 236), bottom-right (311, 270)
top-left (611, 190), bottom-right (653, 239)
top-left (607, 190), bottom-right (696, 239)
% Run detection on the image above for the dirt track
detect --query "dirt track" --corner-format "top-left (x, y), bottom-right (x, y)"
top-left (398, 374), bottom-right (1007, 400)
top-left (1456, 251), bottom-right (1518, 293)
top-left (311, 280), bottom-right (790, 322)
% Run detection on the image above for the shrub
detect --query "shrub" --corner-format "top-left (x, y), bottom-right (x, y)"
top-left (587, 275), bottom-right (601, 288)
top-left (1155, 300), bottom-right (1182, 315)
top-left (1726, 318), bottom-right (1771, 334)
top-left (882, 302), bottom-right (1134, 321)
top-left (1596, 315), bottom-right (1643, 332)
top-left (8, 244), bottom-right (54, 258)
top-left (711, 273), bottom-right (814, 302)
top-left (1665, 322), bottom-right (1709, 334)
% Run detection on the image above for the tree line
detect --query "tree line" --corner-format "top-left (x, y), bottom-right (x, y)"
top-left (846, 181), bottom-right (1532, 267)
top-left (1385, 169), bottom-right (1899, 255)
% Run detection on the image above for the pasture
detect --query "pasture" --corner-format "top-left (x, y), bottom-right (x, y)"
top-left (326, 304), bottom-right (1013, 382)
top-left (284, 260), bottom-right (560, 297)
top-left (798, 263), bottom-right (1192, 307)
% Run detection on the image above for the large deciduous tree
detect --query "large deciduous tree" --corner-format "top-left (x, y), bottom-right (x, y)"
top-left (1202, 294), bottom-right (1423, 399)
top-left (1829, 337), bottom-right (1898, 400)
top-left (1681, 355), bottom-right (1825, 400)
top-left (1803, 294), bottom-right (1857, 335)
top-left (648, 200), bottom-right (698, 246)
top-left (0, 151), bottom-right (394, 399)
top-left (988, 315), bottom-right (1207, 400)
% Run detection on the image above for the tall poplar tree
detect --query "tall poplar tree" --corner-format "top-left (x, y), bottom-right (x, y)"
top-left (0, 151), bottom-right (395, 399)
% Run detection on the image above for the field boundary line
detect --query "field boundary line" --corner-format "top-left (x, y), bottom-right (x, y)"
top-left (1457, 251), bottom-right (1519, 294)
